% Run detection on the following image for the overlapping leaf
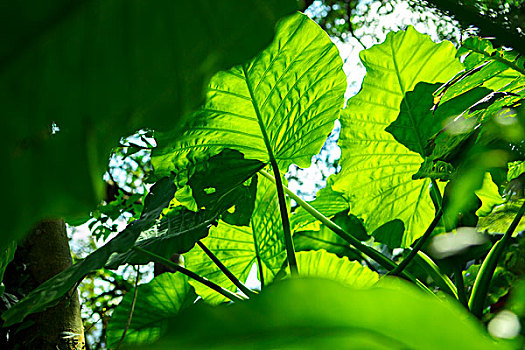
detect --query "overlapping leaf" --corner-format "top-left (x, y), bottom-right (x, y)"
top-left (107, 150), bottom-right (262, 268)
top-left (152, 12), bottom-right (347, 180)
top-left (184, 174), bottom-right (287, 304)
top-left (106, 272), bottom-right (196, 347)
top-left (1, 0), bottom-right (296, 250)
top-left (334, 26), bottom-right (463, 246)
top-left (2, 178), bottom-right (176, 326)
top-left (145, 278), bottom-right (509, 349)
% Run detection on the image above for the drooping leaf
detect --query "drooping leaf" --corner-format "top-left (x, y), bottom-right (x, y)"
top-left (333, 26), bottom-right (463, 247)
top-left (294, 250), bottom-right (378, 288)
top-left (188, 149), bottom-right (264, 226)
top-left (152, 12), bottom-right (346, 180)
top-left (2, 177), bottom-right (176, 326)
top-left (2, 0), bottom-right (296, 251)
top-left (106, 272), bottom-right (196, 348)
top-left (386, 82), bottom-right (491, 157)
top-left (145, 278), bottom-right (509, 349)
top-left (371, 219), bottom-right (405, 249)
top-left (291, 180), bottom-right (350, 233)
top-left (184, 174), bottom-right (287, 304)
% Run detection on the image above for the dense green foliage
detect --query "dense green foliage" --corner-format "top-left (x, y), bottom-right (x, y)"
top-left (2, 1), bottom-right (525, 348)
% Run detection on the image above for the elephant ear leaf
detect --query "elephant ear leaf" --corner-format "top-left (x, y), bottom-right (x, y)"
top-left (333, 27), bottom-right (463, 247)
top-left (152, 12), bottom-right (346, 180)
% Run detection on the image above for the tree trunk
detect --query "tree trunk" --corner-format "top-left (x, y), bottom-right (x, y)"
top-left (10, 220), bottom-right (85, 350)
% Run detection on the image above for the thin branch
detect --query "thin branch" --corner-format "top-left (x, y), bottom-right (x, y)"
top-left (115, 265), bottom-right (140, 350)
top-left (132, 246), bottom-right (245, 302)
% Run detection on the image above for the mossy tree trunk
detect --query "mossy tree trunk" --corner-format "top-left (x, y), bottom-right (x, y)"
top-left (10, 220), bottom-right (85, 349)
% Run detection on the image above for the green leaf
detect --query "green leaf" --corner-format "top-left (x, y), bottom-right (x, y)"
top-left (333, 26), bottom-right (463, 247)
top-left (0, 241), bottom-right (16, 291)
top-left (152, 12), bottom-right (346, 179)
top-left (508, 161), bottom-right (525, 181)
top-left (291, 179), bottom-right (350, 233)
top-left (371, 219), bottom-right (405, 249)
top-left (146, 278), bottom-right (509, 349)
top-left (476, 173), bottom-right (504, 217)
top-left (184, 174), bottom-right (286, 304)
top-left (478, 200), bottom-right (525, 234)
top-left (295, 250), bottom-right (378, 288)
top-left (2, 177), bottom-right (176, 326)
top-left (106, 272), bottom-right (196, 347)
top-left (2, 0), bottom-right (296, 250)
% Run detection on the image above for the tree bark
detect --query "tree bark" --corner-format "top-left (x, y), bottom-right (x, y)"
top-left (9, 220), bottom-right (85, 350)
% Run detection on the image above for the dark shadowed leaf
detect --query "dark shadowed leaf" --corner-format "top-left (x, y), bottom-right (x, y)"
top-left (371, 219), bottom-right (405, 249)
top-left (1, 0), bottom-right (296, 250)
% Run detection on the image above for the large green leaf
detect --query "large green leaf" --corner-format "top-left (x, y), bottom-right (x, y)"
top-left (106, 272), bottom-right (196, 348)
top-left (145, 278), bottom-right (509, 349)
top-left (1, 0), bottom-right (296, 250)
top-left (152, 12), bottom-right (347, 179)
top-left (185, 174), bottom-right (287, 304)
top-left (2, 178), bottom-right (176, 326)
top-left (333, 26), bottom-right (463, 247)
top-left (295, 250), bottom-right (378, 288)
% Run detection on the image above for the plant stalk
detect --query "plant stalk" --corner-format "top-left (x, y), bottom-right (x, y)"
top-left (468, 201), bottom-right (525, 317)
top-left (453, 262), bottom-right (468, 308)
top-left (389, 209), bottom-right (443, 276)
top-left (132, 246), bottom-right (245, 302)
top-left (242, 65), bottom-right (298, 275)
top-left (197, 241), bottom-right (256, 297)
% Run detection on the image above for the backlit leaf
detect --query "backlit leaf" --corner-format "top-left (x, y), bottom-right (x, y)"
top-left (334, 27), bottom-right (463, 246)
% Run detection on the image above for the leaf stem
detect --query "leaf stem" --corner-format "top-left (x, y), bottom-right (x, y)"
top-left (132, 246), bottom-right (245, 302)
top-left (259, 169), bottom-right (432, 293)
top-left (241, 65), bottom-right (297, 275)
top-left (388, 210), bottom-right (443, 276)
top-left (414, 251), bottom-right (458, 298)
top-left (115, 265), bottom-right (140, 350)
top-left (251, 217), bottom-right (266, 289)
top-left (468, 201), bottom-right (525, 317)
top-left (453, 261), bottom-right (468, 308)
top-left (197, 241), bottom-right (256, 297)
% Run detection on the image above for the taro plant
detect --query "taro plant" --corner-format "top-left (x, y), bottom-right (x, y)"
top-left (2, 4), bottom-right (525, 350)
